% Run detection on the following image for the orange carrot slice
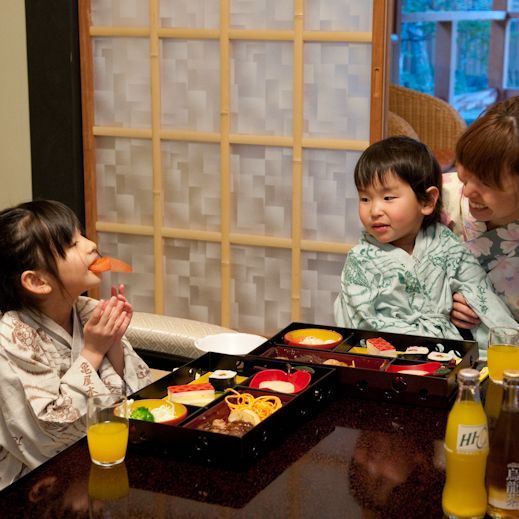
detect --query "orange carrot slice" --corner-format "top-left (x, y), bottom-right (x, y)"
top-left (89, 257), bottom-right (132, 273)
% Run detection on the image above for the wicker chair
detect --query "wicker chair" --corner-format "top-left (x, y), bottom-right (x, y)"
top-left (388, 110), bottom-right (419, 141)
top-left (388, 84), bottom-right (467, 171)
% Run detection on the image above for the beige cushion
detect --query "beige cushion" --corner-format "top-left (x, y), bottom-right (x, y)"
top-left (127, 311), bottom-right (235, 359)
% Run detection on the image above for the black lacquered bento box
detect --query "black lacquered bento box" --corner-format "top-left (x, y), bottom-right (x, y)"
top-left (250, 322), bottom-right (479, 408)
top-left (128, 352), bottom-right (336, 467)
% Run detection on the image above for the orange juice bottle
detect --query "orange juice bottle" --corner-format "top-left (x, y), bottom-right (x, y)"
top-left (443, 368), bottom-right (489, 519)
top-left (486, 370), bottom-right (519, 518)
top-left (485, 379), bottom-right (504, 434)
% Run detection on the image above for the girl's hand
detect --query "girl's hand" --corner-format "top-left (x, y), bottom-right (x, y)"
top-left (107, 285), bottom-right (132, 378)
top-left (450, 292), bottom-right (481, 329)
top-left (83, 296), bottom-right (131, 358)
top-left (111, 284), bottom-right (133, 324)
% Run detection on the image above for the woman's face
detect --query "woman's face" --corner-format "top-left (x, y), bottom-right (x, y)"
top-left (457, 165), bottom-right (519, 229)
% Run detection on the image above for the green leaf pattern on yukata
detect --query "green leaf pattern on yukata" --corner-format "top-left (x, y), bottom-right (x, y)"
top-left (397, 271), bottom-right (422, 295)
top-left (344, 254), bottom-right (371, 288)
top-left (475, 283), bottom-right (489, 315)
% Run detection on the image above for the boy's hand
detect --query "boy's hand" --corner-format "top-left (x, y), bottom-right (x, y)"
top-left (450, 292), bottom-right (481, 329)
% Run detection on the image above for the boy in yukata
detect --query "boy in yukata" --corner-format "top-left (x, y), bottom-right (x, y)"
top-left (334, 136), bottom-right (517, 357)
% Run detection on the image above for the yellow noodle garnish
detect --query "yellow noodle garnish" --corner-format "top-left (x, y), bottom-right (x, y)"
top-left (224, 388), bottom-right (282, 422)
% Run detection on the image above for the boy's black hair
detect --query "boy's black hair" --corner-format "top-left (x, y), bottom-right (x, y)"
top-left (354, 136), bottom-right (442, 228)
top-left (0, 200), bottom-right (81, 312)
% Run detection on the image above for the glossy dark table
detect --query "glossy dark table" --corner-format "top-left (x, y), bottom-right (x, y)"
top-left (0, 388), bottom-right (451, 519)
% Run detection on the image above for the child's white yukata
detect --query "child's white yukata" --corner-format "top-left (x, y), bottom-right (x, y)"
top-left (0, 296), bottom-right (152, 490)
top-left (442, 171), bottom-right (519, 321)
top-left (334, 223), bottom-right (517, 356)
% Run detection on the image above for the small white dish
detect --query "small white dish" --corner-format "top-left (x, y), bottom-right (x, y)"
top-left (195, 333), bottom-right (266, 355)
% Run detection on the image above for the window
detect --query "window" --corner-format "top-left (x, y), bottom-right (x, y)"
top-left (393, 0), bottom-right (519, 123)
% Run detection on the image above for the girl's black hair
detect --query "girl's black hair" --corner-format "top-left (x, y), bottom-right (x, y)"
top-left (0, 200), bottom-right (81, 312)
top-left (354, 136), bottom-right (442, 228)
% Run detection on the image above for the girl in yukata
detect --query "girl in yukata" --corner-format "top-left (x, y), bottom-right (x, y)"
top-left (334, 136), bottom-right (517, 356)
top-left (0, 200), bottom-right (152, 490)
top-left (442, 96), bottom-right (519, 326)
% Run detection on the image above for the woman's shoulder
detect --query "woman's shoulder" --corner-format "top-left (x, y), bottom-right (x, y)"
top-left (440, 172), bottom-right (464, 233)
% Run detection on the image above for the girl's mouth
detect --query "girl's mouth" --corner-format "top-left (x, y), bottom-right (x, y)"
top-left (469, 200), bottom-right (487, 210)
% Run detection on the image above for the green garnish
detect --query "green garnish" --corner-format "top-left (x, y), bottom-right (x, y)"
top-left (130, 406), bottom-right (155, 422)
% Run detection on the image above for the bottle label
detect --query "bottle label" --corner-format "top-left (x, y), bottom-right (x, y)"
top-left (489, 463), bottom-right (519, 510)
top-left (456, 424), bottom-right (488, 453)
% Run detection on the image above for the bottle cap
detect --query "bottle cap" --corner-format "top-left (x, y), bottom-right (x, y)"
top-left (503, 370), bottom-right (519, 382)
top-left (457, 368), bottom-right (480, 383)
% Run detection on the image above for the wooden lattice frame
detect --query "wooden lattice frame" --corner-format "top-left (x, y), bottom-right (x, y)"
top-left (78, 0), bottom-right (390, 329)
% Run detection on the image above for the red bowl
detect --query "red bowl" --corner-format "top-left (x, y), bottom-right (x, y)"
top-left (249, 369), bottom-right (311, 393)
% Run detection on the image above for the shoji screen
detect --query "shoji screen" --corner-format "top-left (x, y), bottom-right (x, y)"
top-left (79, 0), bottom-right (388, 336)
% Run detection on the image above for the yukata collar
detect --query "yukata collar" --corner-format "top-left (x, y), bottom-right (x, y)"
top-left (19, 305), bottom-right (84, 362)
top-left (361, 227), bottom-right (432, 263)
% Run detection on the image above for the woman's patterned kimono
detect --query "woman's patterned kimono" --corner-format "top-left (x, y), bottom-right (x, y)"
top-left (442, 171), bottom-right (519, 321)
top-left (334, 223), bottom-right (517, 356)
top-left (0, 296), bottom-right (152, 490)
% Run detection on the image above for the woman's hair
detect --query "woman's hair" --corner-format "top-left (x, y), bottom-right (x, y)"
top-left (354, 135), bottom-right (442, 228)
top-left (0, 200), bottom-right (81, 312)
top-left (456, 96), bottom-right (519, 189)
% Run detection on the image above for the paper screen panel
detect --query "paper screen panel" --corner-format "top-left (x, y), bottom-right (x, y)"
top-left (230, 0), bottom-right (293, 30)
top-left (96, 137), bottom-right (153, 225)
top-left (97, 233), bottom-right (155, 313)
top-left (300, 251), bottom-right (346, 326)
top-left (304, 0), bottom-right (372, 31)
top-left (91, 0), bottom-right (149, 26)
top-left (163, 239), bottom-right (222, 324)
top-left (159, 0), bottom-right (219, 28)
top-left (161, 40), bottom-right (220, 132)
top-left (162, 141), bottom-right (220, 230)
top-left (231, 145), bottom-right (292, 237)
top-left (93, 38), bottom-right (151, 127)
top-left (304, 42), bottom-right (371, 139)
top-left (82, 0), bottom-right (381, 332)
top-left (302, 149), bottom-right (362, 243)
top-left (231, 41), bottom-right (293, 135)
top-left (230, 246), bottom-right (292, 335)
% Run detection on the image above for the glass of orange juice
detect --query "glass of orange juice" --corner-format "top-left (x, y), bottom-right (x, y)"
top-left (488, 327), bottom-right (519, 383)
top-left (87, 394), bottom-right (129, 467)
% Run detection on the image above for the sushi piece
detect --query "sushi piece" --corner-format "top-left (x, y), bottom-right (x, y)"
top-left (89, 256), bottom-right (133, 273)
top-left (427, 351), bottom-right (453, 362)
top-left (366, 337), bottom-right (397, 358)
top-left (208, 370), bottom-right (237, 391)
top-left (168, 383), bottom-right (215, 405)
top-left (404, 346), bottom-right (429, 355)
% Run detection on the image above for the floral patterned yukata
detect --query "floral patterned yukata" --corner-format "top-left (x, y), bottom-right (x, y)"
top-left (441, 172), bottom-right (519, 323)
top-left (334, 223), bottom-right (517, 357)
top-left (0, 296), bottom-right (151, 490)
